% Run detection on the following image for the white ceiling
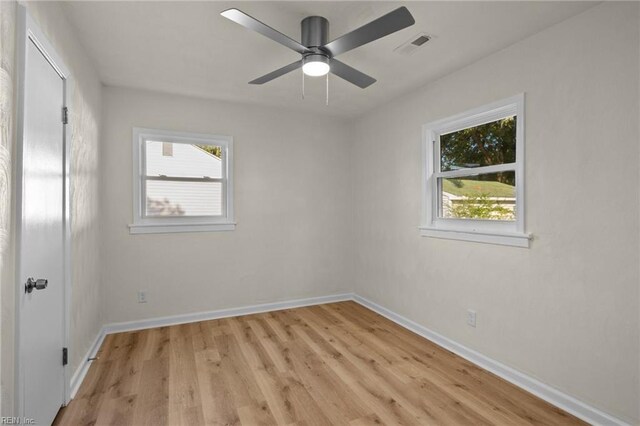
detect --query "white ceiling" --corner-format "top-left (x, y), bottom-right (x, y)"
top-left (62, 1), bottom-right (595, 118)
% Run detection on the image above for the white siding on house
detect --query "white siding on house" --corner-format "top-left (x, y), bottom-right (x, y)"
top-left (146, 141), bottom-right (221, 178)
top-left (145, 141), bottom-right (222, 216)
top-left (146, 180), bottom-right (222, 216)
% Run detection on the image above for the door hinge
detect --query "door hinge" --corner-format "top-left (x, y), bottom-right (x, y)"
top-left (62, 347), bottom-right (68, 366)
top-left (62, 107), bottom-right (68, 124)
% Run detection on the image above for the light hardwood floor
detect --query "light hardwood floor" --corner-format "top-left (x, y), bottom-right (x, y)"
top-left (54, 301), bottom-right (584, 425)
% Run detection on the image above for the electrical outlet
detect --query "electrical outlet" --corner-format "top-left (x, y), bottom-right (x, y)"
top-left (467, 309), bottom-right (477, 327)
top-left (138, 290), bottom-right (147, 304)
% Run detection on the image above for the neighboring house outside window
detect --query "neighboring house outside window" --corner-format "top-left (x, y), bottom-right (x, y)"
top-left (130, 127), bottom-right (235, 234)
top-left (420, 94), bottom-right (530, 247)
top-left (162, 142), bottom-right (173, 157)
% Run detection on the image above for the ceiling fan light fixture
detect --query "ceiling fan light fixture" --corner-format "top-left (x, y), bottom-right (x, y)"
top-left (302, 54), bottom-right (330, 77)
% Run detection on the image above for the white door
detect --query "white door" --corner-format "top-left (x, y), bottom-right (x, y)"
top-left (18, 34), bottom-right (66, 424)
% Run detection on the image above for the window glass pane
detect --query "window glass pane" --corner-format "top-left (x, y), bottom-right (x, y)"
top-left (145, 180), bottom-right (223, 217)
top-left (146, 141), bottom-right (223, 178)
top-left (440, 116), bottom-right (516, 171)
top-left (439, 171), bottom-right (515, 221)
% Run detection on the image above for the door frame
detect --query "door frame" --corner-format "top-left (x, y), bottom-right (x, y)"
top-left (14, 5), bottom-right (73, 415)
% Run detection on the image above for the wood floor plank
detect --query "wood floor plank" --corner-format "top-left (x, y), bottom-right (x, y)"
top-left (131, 357), bottom-right (169, 425)
top-left (229, 317), bottom-right (299, 424)
top-left (55, 301), bottom-right (586, 426)
top-left (106, 331), bottom-right (147, 399)
top-left (93, 394), bottom-right (137, 426)
top-left (286, 330), bottom-right (369, 425)
top-left (168, 325), bottom-right (203, 425)
top-left (195, 347), bottom-right (240, 425)
top-left (63, 358), bottom-right (114, 426)
top-left (349, 413), bottom-right (384, 426)
top-left (247, 318), bottom-right (290, 373)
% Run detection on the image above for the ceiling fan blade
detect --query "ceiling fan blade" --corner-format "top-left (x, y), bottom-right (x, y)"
top-left (323, 7), bottom-right (415, 57)
top-left (330, 59), bottom-right (376, 89)
top-left (249, 60), bottom-right (303, 84)
top-left (221, 9), bottom-right (309, 55)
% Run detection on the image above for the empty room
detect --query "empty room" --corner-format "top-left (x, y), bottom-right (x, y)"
top-left (0, 1), bottom-right (638, 425)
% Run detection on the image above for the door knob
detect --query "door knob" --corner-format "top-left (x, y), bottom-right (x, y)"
top-left (25, 278), bottom-right (48, 294)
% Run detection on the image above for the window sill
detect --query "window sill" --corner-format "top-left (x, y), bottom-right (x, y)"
top-left (129, 222), bottom-right (236, 235)
top-left (419, 226), bottom-right (531, 248)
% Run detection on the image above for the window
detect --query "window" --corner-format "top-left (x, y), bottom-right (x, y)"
top-left (130, 128), bottom-right (235, 234)
top-left (420, 94), bottom-right (530, 247)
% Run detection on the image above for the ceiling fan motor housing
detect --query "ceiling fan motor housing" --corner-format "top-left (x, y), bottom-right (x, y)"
top-left (301, 16), bottom-right (329, 49)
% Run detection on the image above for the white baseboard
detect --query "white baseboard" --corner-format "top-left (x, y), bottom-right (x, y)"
top-left (352, 294), bottom-right (630, 426)
top-left (69, 327), bottom-right (106, 399)
top-left (102, 293), bottom-right (353, 334)
top-left (69, 292), bottom-right (630, 426)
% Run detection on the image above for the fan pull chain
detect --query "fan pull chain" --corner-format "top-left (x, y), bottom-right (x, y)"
top-left (302, 70), bottom-right (305, 100)
top-left (325, 73), bottom-right (329, 106)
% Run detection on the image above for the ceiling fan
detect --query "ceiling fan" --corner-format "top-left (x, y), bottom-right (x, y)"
top-left (221, 6), bottom-right (415, 89)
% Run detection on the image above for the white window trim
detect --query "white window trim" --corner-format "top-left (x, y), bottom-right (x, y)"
top-left (420, 94), bottom-right (531, 248)
top-left (129, 127), bottom-right (235, 234)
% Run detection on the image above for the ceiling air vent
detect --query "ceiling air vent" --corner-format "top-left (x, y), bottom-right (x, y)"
top-left (411, 35), bottom-right (431, 46)
top-left (394, 32), bottom-right (432, 56)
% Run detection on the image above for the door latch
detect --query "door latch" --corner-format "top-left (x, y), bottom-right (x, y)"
top-left (25, 277), bottom-right (48, 294)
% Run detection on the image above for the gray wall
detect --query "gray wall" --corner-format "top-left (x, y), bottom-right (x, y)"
top-left (100, 87), bottom-right (354, 323)
top-left (351, 3), bottom-right (639, 423)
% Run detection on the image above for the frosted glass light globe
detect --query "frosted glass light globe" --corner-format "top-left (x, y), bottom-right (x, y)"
top-left (303, 55), bottom-right (330, 77)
